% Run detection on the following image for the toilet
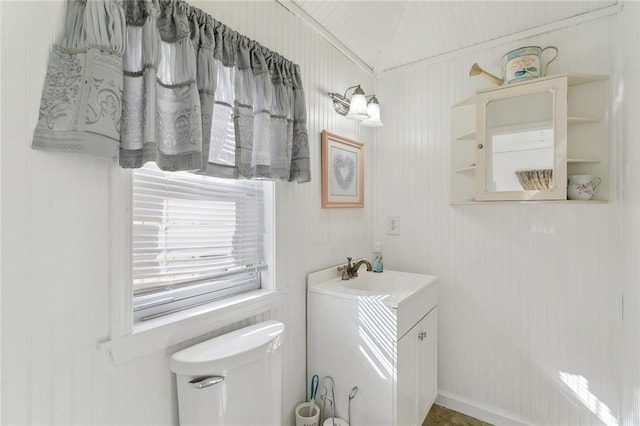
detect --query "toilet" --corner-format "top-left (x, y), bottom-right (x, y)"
top-left (170, 320), bottom-right (285, 425)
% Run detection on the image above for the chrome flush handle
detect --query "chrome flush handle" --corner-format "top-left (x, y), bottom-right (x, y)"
top-left (189, 375), bottom-right (225, 389)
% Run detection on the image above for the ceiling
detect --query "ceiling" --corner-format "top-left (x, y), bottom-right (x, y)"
top-left (285, 0), bottom-right (619, 75)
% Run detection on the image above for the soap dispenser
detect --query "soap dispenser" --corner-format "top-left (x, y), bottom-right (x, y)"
top-left (372, 242), bottom-right (383, 273)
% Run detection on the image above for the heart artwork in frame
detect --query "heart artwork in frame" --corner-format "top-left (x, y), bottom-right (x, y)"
top-left (321, 131), bottom-right (364, 208)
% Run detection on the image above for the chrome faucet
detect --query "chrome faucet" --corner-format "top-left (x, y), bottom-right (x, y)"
top-left (338, 257), bottom-right (373, 280)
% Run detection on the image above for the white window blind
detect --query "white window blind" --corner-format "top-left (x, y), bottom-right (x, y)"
top-left (132, 163), bottom-right (265, 322)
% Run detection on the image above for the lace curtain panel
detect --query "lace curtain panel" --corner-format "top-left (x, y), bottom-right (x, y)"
top-left (32, 0), bottom-right (311, 183)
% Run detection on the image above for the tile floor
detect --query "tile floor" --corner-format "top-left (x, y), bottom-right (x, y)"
top-left (422, 405), bottom-right (493, 426)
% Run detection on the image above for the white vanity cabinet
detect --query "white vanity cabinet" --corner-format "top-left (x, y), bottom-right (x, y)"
top-left (307, 268), bottom-right (438, 426)
top-left (450, 74), bottom-right (609, 204)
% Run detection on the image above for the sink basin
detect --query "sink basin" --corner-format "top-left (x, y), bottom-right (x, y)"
top-left (308, 270), bottom-right (436, 308)
top-left (341, 272), bottom-right (433, 305)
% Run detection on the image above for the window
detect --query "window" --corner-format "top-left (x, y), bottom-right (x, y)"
top-left (131, 163), bottom-right (267, 322)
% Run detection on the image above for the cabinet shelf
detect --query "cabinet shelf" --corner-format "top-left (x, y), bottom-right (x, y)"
top-left (475, 74), bottom-right (608, 93)
top-left (454, 165), bottom-right (476, 174)
top-left (568, 158), bottom-right (600, 164)
top-left (455, 130), bottom-right (476, 141)
top-left (567, 74), bottom-right (609, 86)
top-left (451, 199), bottom-right (608, 206)
top-left (568, 116), bottom-right (599, 125)
top-left (452, 94), bottom-right (475, 107)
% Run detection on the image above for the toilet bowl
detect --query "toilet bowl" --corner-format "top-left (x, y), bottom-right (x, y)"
top-left (170, 320), bottom-right (285, 425)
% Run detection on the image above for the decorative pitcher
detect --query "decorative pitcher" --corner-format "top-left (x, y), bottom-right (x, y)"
top-left (502, 46), bottom-right (558, 84)
top-left (567, 175), bottom-right (601, 200)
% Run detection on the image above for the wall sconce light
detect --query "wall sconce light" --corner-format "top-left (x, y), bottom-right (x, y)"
top-left (328, 85), bottom-right (384, 127)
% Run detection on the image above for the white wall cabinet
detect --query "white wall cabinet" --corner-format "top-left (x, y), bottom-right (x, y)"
top-left (450, 74), bottom-right (609, 204)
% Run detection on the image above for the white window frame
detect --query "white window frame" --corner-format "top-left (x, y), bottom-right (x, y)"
top-left (101, 167), bottom-right (280, 364)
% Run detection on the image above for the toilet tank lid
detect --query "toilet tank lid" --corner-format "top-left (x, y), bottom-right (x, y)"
top-left (170, 320), bottom-right (284, 374)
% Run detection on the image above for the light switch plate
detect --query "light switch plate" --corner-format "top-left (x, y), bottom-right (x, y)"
top-left (387, 216), bottom-right (400, 235)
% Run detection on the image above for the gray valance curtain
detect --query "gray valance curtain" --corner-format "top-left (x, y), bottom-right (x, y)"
top-left (32, 0), bottom-right (311, 183)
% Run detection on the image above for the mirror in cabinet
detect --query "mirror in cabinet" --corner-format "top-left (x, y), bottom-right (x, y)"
top-left (476, 76), bottom-right (567, 201)
top-left (450, 74), bottom-right (608, 204)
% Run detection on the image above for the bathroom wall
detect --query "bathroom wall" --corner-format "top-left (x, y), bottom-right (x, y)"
top-left (4, 2), bottom-right (640, 425)
top-left (375, 5), bottom-right (637, 425)
top-left (0, 1), bottom-right (374, 424)
top-left (617, 2), bottom-right (640, 425)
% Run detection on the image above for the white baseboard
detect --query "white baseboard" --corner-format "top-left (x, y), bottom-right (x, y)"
top-left (436, 391), bottom-right (533, 426)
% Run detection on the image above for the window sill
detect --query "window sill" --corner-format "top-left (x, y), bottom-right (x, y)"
top-left (99, 289), bottom-right (285, 365)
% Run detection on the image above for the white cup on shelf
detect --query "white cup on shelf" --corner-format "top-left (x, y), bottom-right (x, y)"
top-left (567, 175), bottom-right (601, 200)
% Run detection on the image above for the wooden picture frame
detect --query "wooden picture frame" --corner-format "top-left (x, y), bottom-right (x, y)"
top-left (321, 131), bottom-right (364, 208)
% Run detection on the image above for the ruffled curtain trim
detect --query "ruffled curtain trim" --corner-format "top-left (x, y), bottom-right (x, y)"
top-left (32, 0), bottom-right (125, 158)
top-left (33, 0), bottom-right (310, 183)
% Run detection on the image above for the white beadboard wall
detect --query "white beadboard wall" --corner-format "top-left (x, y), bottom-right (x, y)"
top-left (4, 1), bottom-right (640, 425)
top-left (0, 1), bottom-right (374, 425)
top-left (617, 3), bottom-right (640, 426)
top-left (375, 5), bottom-right (638, 426)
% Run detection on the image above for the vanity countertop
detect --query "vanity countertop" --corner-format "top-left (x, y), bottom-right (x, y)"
top-left (308, 267), bottom-right (437, 309)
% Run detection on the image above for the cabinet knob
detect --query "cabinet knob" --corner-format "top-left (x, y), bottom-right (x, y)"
top-left (477, 144), bottom-right (483, 149)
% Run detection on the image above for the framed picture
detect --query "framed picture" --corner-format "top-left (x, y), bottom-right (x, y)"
top-left (321, 131), bottom-right (364, 208)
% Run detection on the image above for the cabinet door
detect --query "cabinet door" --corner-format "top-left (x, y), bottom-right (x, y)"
top-left (396, 329), bottom-right (417, 426)
top-left (396, 308), bottom-right (438, 426)
top-left (417, 308), bottom-right (438, 422)
top-left (475, 76), bottom-right (568, 201)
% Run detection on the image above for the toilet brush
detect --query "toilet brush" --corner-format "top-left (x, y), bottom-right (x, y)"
top-left (309, 375), bottom-right (319, 417)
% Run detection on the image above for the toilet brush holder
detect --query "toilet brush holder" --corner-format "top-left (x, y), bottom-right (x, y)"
top-left (295, 402), bottom-right (320, 426)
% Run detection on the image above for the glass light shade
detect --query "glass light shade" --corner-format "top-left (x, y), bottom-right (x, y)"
top-left (362, 100), bottom-right (383, 127)
top-left (346, 87), bottom-right (370, 120)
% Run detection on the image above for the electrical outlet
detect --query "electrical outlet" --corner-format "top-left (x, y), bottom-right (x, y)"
top-left (387, 216), bottom-right (400, 235)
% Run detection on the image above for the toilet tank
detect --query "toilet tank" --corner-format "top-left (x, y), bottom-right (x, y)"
top-left (170, 320), bottom-right (285, 426)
